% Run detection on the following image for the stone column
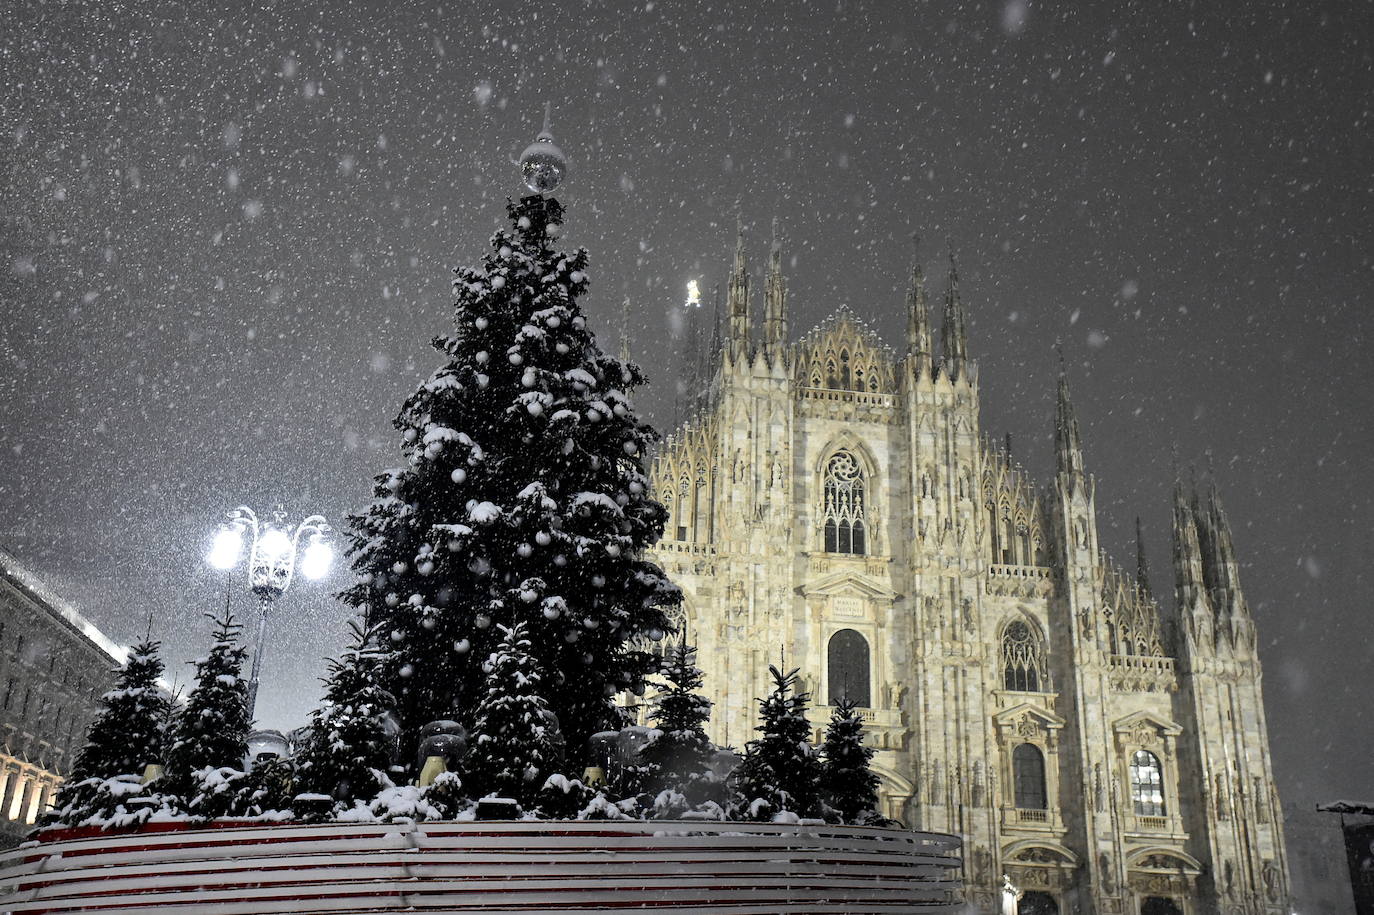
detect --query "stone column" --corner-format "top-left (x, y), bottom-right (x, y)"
top-left (0, 765), bottom-right (20, 823)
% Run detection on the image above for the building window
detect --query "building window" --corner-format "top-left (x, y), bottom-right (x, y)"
top-left (1130, 750), bottom-right (1166, 816)
top-left (822, 450), bottom-right (866, 555)
top-left (676, 478), bottom-right (690, 541)
top-left (827, 629), bottom-right (871, 707)
top-left (1013, 743), bottom-right (1048, 809)
top-left (1002, 620), bottom-right (1047, 692)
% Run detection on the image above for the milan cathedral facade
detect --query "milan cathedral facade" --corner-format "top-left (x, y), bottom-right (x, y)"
top-left (645, 231), bottom-right (1291, 915)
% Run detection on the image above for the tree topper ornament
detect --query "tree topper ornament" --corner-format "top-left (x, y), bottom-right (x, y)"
top-left (519, 102), bottom-right (568, 194)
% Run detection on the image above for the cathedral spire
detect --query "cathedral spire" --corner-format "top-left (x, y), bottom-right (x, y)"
top-left (940, 249), bottom-right (969, 380)
top-left (727, 216), bottom-right (751, 360)
top-left (1172, 469), bottom-right (1211, 639)
top-left (618, 295), bottom-right (631, 363)
top-left (1136, 515), bottom-right (1153, 598)
top-left (763, 216), bottom-right (788, 354)
top-left (905, 234), bottom-right (932, 377)
top-left (1054, 352), bottom-right (1086, 479)
top-left (1203, 471), bottom-right (1249, 621)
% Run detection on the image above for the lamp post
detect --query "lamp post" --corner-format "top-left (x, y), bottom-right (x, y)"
top-left (208, 506), bottom-right (332, 721)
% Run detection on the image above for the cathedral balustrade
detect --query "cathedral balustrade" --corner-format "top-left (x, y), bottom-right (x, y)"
top-left (807, 554), bottom-right (890, 578)
top-left (1107, 654), bottom-right (1178, 693)
top-left (987, 564), bottom-right (1052, 580)
top-left (985, 564), bottom-right (1054, 597)
top-left (808, 705), bottom-right (904, 749)
top-left (650, 541), bottom-right (716, 557)
top-left (797, 386), bottom-right (896, 409)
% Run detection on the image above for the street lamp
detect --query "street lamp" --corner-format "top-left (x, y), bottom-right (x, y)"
top-left (207, 506), bottom-right (332, 720)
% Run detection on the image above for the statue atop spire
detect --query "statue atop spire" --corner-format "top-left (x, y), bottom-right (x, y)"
top-left (1054, 350), bottom-right (1085, 479)
top-left (906, 233), bottom-right (931, 377)
top-left (1136, 516), bottom-right (1153, 598)
top-left (727, 215), bottom-right (751, 360)
top-left (940, 248), bottom-right (969, 380)
top-left (764, 216), bottom-right (788, 354)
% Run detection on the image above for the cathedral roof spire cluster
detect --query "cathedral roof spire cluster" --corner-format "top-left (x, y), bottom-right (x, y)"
top-left (1171, 461), bottom-right (1253, 655)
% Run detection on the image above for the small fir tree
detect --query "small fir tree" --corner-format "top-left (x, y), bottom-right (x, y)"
top-left (465, 622), bottom-right (564, 807)
top-left (46, 639), bottom-right (171, 826)
top-left (639, 639), bottom-right (719, 811)
top-left (295, 619), bottom-right (400, 813)
top-left (818, 699), bottom-right (882, 824)
top-left (730, 665), bottom-right (821, 822)
top-left (341, 192), bottom-right (681, 766)
top-left (164, 608), bottom-right (251, 816)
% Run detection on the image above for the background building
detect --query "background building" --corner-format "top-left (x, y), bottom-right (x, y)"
top-left (647, 231), bottom-right (1290, 914)
top-left (1284, 802), bottom-right (1356, 915)
top-left (0, 547), bottom-right (122, 846)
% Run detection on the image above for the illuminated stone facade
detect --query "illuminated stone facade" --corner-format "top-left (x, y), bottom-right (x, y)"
top-left (0, 549), bottom-right (121, 846)
top-left (645, 234), bottom-right (1291, 915)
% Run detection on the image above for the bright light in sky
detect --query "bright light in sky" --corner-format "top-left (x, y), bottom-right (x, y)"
top-left (685, 279), bottom-right (701, 307)
top-left (207, 527), bottom-right (242, 570)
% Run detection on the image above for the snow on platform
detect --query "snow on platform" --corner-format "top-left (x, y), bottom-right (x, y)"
top-left (0, 819), bottom-right (962, 913)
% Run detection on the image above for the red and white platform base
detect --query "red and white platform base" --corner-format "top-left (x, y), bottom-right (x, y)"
top-left (0, 820), bottom-right (961, 913)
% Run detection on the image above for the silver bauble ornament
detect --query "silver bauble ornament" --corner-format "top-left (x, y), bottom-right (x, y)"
top-left (518, 102), bottom-right (568, 194)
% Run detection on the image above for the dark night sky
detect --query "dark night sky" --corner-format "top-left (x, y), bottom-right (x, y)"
top-left (2, 0), bottom-right (1371, 816)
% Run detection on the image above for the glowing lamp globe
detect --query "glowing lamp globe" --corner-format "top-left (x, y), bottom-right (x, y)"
top-left (208, 527), bottom-right (243, 570)
top-left (300, 539), bottom-right (333, 580)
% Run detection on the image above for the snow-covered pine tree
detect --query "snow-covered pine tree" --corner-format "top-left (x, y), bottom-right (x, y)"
top-left (164, 608), bottom-right (251, 816)
top-left (818, 699), bottom-right (882, 825)
top-left (730, 665), bottom-right (821, 822)
top-left (341, 193), bottom-right (680, 765)
top-left (295, 618), bottom-right (399, 814)
top-left (639, 638), bottom-right (719, 810)
top-left (45, 639), bottom-right (171, 826)
top-left (465, 622), bottom-right (564, 807)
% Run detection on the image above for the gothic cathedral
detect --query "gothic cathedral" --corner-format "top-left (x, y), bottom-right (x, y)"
top-left (645, 230), bottom-right (1291, 915)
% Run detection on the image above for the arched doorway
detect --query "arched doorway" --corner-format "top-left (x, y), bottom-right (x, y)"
top-left (1019, 890), bottom-right (1058, 914)
top-left (1141, 898), bottom-right (1183, 915)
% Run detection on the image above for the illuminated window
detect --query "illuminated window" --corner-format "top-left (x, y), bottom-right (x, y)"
top-left (827, 629), bottom-right (870, 707)
top-left (1002, 621), bottom-right (1047, 692)
top-left (1013, 743), bottom-right (1048, 809)
top-left (822, 451), bottom-right (866, 555)
top-left (1130, 750), bottom-right (1166, 816)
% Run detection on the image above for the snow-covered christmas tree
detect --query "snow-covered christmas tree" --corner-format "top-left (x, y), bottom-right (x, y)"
top-left (730, 665), bottom-right (821, 822)
top-left (465, 622), bottom-right (564, 808)
top-left (818, 699), bottom-right (882, 825)
top-left (639, 638), bottom-right (720, 813)
top-left (294, 619), bottom-right (399, 814)
top-left (341, 158), bottom-right (680, 766)
top-left (45, 638), bottom-right (171, 827)
top-left (164, 608), bottom-right (251, 817)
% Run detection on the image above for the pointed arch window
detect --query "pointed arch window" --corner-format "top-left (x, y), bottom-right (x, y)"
top-left (1013, 743), bottom-right (1048, 810)
top-left (822, 450), bottom-right (866, 555)
top-left (1002, 620), bottom-right (1047, 692)
top-left (676, 478), bottom-right (691, 541)
top-left (828, 629), bottom-right (870, 707)
top-left (1130, 750), bottom-right (1166, 816)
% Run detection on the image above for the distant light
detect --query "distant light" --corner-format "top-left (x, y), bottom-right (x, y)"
top-left (258, 528), bottom-right (292, 564)
top-left (685, 279), bottom-right (701, 307)
top-left (300, 539), bottom-right (333, 580)
top-left (208, 527), bottom-right (243, 570)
